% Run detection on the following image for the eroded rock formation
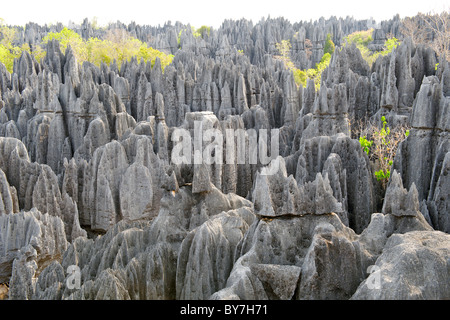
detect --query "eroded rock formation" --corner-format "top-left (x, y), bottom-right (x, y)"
top-left (0, 14), bottom-right (448, 300)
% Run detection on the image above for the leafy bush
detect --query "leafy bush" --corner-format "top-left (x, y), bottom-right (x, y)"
top-left (366, 37), bottom-right (400, 65)
top-left (313, 52), bottom-right (331, 88)
top-left (196, 26), bottom-right (211, 38)
top-left (0, 24), bottom-right (174, 73)
top-left (86, 30), bottom-right (174, 70)
top-left (343, 29), bottom-right (400, 66)
top-left (42, 27), bottom-right (87, 60)
top-left (384, 37), bottom-right (400, 52)
top-left (0, 45), bottom-right (17, 73)
top-left (0, 20), bottom-right (22, 72)
top-left (275, 40), bottom-right (294, 69)
top-left (359, 135), bottom-right (373, 155)
top-left (137, 45), bottom-right (174, 70)
top-left (0, 19), bottom-right (48, 72)
top-left (345, 29), bottom-right (374, 47)
top-left (293, 68), bottom-right (307, 88)
top-left (275, 39), bottom-right (331, 89)
top-left (356, 116), bottom-right (410, 189)
top-left (323, 33), bottom-right (335, 55)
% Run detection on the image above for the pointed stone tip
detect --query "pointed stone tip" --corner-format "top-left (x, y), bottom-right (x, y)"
top-left (163, 170), bottom-right (179, 192)
top-left (192, 164), bottom-right (213, 194)
top-left (388, 170), bottom-right (403, 189)
top-left (406, 182), bottom-right (420, 214)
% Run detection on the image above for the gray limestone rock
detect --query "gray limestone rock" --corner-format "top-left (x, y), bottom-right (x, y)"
top-left (382, 171), bottom-right (420, 217)
top-left (352, 231), bottom-right (450, 300)
top-left (0, 15), bottom-right (447, 301)
top-left (211, 213), bottom-right (359, 300)
top-left (393, 74), bottom-right (449, 232)
top-left (176, 207), bottom-right (255, 299)
top-left (249, 263), bottom-right (301, 300)
top-left (368, 29), bottom-right (386, 52)
top-left (32, 260), bottom-right (65, 300)
top-left (8, 246), bottom-right (38, 300)
top-left (192, 163), bottom-right (213, 194)
top-left (62, 193), bottom-right (87, 242)
top-left (294, 133), bottom-right (374, 233)
top-left (253, 156), bottom-right (344, 218)
top-left (87, 140), bottom-right (128, 231)
top-left (298, 222), bottom-right (364, 299)
top-left (147, 184), bottom-right (252, 251)
top-left (380, 53), bottom-right (399, 110)
top-left (0, 208), bottom-right (68, 284)
top-left (428, 152), bottom-right (450, 232)
top-left (0, 168), bottom-right (18, 215)
top-left (119, 162), bottom-right (154, 222)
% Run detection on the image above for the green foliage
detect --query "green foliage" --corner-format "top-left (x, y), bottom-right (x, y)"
top-left (0, 19), bottom-right (20, 73)
top-left (191, 26), bottom-right (201, 38)
top-left (0, 19), bottom-right (47, 71)
top-left (275, 40), bottom-right (294, 69)
top-left (384, 37), bottom-right (400, 52)
top-left (28, 44), bottom-right (46, 63)
top-left (359, 136), bottom-right (373, 155)
top-left (178, 25), bottom-right (211, 41)
top-left (86, 37), bottom-right (112, 66)
top-left (42, 27), bottom-right (88, 61)
top-left (177, 30), bottom-right (182, 47)
top-left (42, 27), bottom-right (82, 48)
top-left (275, 39), bottom-right (331, 89)
top-left (357, 115), bottom-right (409, 189)
top-left (323, 33), bottom-right (335, 55)
top-left (374, 169), bottom-right (391, 181)
top-left (196, 25), bottom-right (211, 38)
top-left (373, 117), bottom-right (392, 181)
top-left (293, 68), bottom-right (308, 87)
top-left (313, 52), bottom-right (331, 88)
top-left (345, 29), bottom-right (374, 47)
top-left (343, 29), bottom-right (400, 66)
top-left (177, 25), bottom-right (211, 47)
top-left (137, 45), bottom-right (174, 70)
top-left (293, 52), bottom-right (331, 89)
top-left (0, 20), bottom-right (17, 45)
top-left (0, 45), bottom-right (15, 72)
top-left (85, 31), bottom-right (174, 70)
top-left (0, 26), bottom-right (174, 73)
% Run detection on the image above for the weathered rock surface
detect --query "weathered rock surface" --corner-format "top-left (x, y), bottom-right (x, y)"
top-left (176, 207), bottom-right (255, 299)
top-left (352, 231), bottom-right (450, 300)
top-left (0, 208), bottom-right (67, 288)
top-left (393, 73), bottom-right (450, 233)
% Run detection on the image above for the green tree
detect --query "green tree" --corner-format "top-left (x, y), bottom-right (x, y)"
top-left (196, 25), bottom-right (211, 38)
top-left (343, 29), bottom-right (400, 66)
top-left (0, 19), bottom-right (20, 72)
top-left (275, 39), bottom-right (293, 68)
top-left (0, 24), bottom-right (175, 75)
top-left (275, 39), bottom-right (332, 89)
top-left (323, 33), bottom-right (335, 55)
top-left (42, 27), bottom-right (88, 61)
top-left (344, 29), bottom-right (374, 47)
top-left (42, 27), bottom-right (174, 71)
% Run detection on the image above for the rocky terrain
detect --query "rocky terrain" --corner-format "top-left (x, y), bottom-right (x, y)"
top-left (0, 14), bottom-right (448, 300)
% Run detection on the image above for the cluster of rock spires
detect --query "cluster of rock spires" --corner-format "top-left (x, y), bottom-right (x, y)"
top-left (0, 14), bottom-right (449, 300)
